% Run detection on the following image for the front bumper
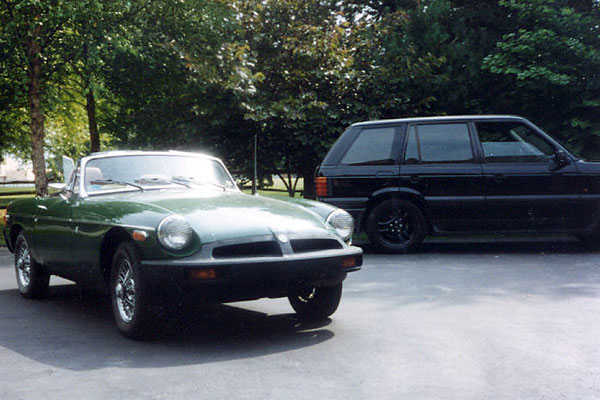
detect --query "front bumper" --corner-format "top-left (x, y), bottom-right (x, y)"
top-left (139, 246), bottom-right (363, 303)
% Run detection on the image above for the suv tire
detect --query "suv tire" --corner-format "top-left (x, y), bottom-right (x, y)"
top-left (366, 199), bottom-right (427, 253)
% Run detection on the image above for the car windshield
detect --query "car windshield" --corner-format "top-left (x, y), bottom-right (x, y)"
top-left (84, 154), bottom-right (237, 194)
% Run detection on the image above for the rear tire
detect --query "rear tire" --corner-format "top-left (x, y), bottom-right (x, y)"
top-left (366, 199), bottom-right (427, 253)
top-left (110, 242), bottom-right (152, 339)
top-left (288, 283), bottom-right (342, 321)
top-left (14, 232), bottom-right (50, 299)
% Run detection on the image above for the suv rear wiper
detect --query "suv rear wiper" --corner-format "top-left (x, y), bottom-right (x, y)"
top-left (90, 179), bottom-right (144, 191)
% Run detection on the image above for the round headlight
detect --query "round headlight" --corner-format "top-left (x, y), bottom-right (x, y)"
top-left (157, 214), bottom-right (193, 250)
top-left (326, 209), bottom-right (354, 242)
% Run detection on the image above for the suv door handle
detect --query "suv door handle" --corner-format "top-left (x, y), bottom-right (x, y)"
top-left (409, 176), bottom-right (421, 184)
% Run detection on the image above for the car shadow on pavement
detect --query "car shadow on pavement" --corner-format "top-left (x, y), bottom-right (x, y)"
top-left (0, 284), bottom-right (334, 371)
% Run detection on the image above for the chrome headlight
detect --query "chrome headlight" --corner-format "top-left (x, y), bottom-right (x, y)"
top-left (157, 214), bottom-right (193, 250)
top-left (326, 209), bottom-right (354, 242)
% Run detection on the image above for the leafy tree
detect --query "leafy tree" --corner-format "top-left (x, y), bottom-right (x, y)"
top-left (61, 1), bottom-right (150, 154)
top-left (102, 0), bottom-right (249, 143)
top-left (234, 0), bottom-right (356, 196)
top-left (0, 1), bottom-right (113, 195)
top-left (483, 0), bottom-right (600, 158)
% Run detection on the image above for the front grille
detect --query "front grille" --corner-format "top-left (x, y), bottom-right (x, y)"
top-left (290, 238), bottom-right (342, 253)
top-left (212, 241), bottom-right (282, 259)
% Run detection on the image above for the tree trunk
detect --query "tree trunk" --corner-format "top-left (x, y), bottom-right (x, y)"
top-left (86, 88), bottom-right (100, 153)
top-left (26, 35), bottom-right (48, 197)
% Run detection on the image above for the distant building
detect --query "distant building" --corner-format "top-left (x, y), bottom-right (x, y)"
top-left (0, 155), bottom-right (34, 182)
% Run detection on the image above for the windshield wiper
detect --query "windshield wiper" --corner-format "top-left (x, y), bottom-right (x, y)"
top-left (171, 176), bottom-right (226, 191)
top-left (90, 179), bottom-right (144, 191)
top-left (135, 177), bottom-right (191, 188)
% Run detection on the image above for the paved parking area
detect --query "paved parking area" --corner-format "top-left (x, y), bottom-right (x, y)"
top-left (0, 238), bottom-right (599, 399)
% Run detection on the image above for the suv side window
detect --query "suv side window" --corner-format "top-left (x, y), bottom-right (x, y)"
top-left (404, 123), bottom-right (474, 164)
top-left (476, 121), bottom-right (555, 163)
top-left (341, 127), bottom-right (396, 166)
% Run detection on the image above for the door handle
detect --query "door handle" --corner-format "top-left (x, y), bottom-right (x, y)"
top-left (409, 176), bottom-right (421, 184)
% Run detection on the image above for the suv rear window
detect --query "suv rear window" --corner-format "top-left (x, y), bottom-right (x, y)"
top-left (341, 127), bottom-right (396, 166)
top-left (404, 123), bottom-right (474, 164)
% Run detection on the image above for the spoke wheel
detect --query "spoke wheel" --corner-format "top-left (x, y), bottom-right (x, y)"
top-left (115, 259), bottom-right (137, 324)
top-left (110, 242), bottom-right (150, 339)
top-left (16, 243), bottom-right (32, 287)
top-left (288, 283), bottom-right (342, 321)
top-left (14, 232), bottom-right (49, 299)
top-left (366, 199), bottom-right (427, 253)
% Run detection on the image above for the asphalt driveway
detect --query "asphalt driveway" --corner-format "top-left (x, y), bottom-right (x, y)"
top-left (0, 237), bottom-right (598, 399)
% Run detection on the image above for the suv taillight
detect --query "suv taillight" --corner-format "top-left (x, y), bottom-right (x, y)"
top-left (316, 176), bottom-right (328, 197)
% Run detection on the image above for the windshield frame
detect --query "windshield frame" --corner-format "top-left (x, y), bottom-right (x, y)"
top-left (78, 151), bottom-right (239, 198)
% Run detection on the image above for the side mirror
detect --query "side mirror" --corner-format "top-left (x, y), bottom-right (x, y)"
top-left (550, 149), bottom-right (570, 171)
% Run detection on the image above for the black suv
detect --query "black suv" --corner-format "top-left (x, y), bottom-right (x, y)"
top-left (316, 115), bottom-right (600, 252)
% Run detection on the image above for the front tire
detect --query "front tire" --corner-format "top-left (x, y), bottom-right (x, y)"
top-left (288, 283), bottom-right (342, 321)
top-left (110, 242), bottom-right (151, 339)
top-left (14, 232), bottom-right (50, 299)
top-left (366, 199), bottom-right (427, 253)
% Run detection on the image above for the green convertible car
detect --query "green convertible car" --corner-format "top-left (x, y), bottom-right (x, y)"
top-left (3, 151), bottom-right (362, 338)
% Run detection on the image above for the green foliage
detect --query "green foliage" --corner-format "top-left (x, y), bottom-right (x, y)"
top-left (1, 0), bottom-right (600, 194)
top-left (483, 0), bottom-right (600, 158)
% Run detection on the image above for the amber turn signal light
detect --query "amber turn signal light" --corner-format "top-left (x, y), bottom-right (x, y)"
top-left (315, 176), bottom-right (328, 197)
top-left (342, 256), bottom-right (356, 268)
top-left (132, 230), bottom-right (148, 241)
top-left (187, 268), bottom-right (217, 280)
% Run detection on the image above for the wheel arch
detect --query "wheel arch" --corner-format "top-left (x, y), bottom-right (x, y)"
top-left (8, 223), bottom-right (25, 253)
top-left (99, 227), bottom-right (134, 289)
top-left (360, 188), bottom-right (431, 233)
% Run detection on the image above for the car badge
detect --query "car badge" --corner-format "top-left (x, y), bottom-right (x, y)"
top-left (277, 234), bottom-right (289, 243)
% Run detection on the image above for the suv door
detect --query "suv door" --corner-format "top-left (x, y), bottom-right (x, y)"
top-left (401, 122), bottom-right (485, 232)
top-left (474, 120), bottom-right (579, 230)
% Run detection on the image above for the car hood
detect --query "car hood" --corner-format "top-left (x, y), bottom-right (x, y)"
top-left (109, 189), bottom-right (335, 244)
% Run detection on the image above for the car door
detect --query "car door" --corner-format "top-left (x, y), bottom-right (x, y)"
top-left (473, 120), bottom-right (580, 230)
top-left (33, 169), bottom-right (78, 279)
top-left (400, 122), bottom-right (485, 232)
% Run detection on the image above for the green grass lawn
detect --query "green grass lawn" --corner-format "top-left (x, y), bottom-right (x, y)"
top-left (0, 193), bottom-right (35, 208)
top-left (239, 176), bottom-right (304, 198)
top-left (241, 189), bottom-right (301, 199)
top-left (0, 186), bottom-right (36, 194)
